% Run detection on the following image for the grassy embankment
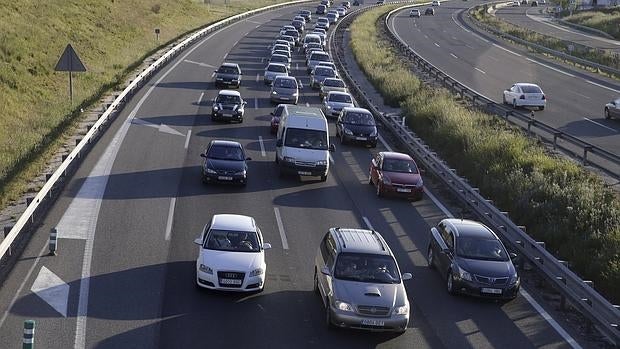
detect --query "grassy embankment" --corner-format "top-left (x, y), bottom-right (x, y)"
top-left (0, 0), bottom-right (286, 209)
top-left (564, 7), bottom-right (620, 40)
top-left (350, 5), bottom-right (620, 302)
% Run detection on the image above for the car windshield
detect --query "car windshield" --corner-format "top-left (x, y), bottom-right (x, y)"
top-left (207, 145), bottom-right (245, 161)
top-left (329, 94), bottom-right (352, 103)
top-left (274, 50), bottom-right (290, 57)
top-left (216, 94), bottom-right (241, 105)
top-left (273, 105), bottom-right (284, 117)
top-left (284, 128), bottom-right (328, 150)
top-left (382, 158), bottom-right (418, 173)
top-left (285, 30), bottom-right (299, 37)
top-left (456, 236), bottom-right (509, 261)
top-left (271, 55), bottom-right (287, 63)
top-left (334, 253), bottom-right (401, 284)
top-left (268, 64), bottom-right (287, 73)
top-left (306, 36), bottom-right (321, 43)
top-left (311, 53), bottom-right (330, 61)
top-left (324, 79), bottom-right (345, 88)
top-left (274, 78), bottom-right (297, 89)
top-left (204, 229), bottom-right (260, 252)
top-left (218, 66), bottom-right (239, 74)
top-left (315, 67), bottom-right (335, 77)
top-left (344, 112), bottom-right (375, 125)
top-left (521, 85), bottom-right (542, 93)
top-left (307, 44), bottom-right (322, 50)
top-left (273, 45), bottom-right (289, 51)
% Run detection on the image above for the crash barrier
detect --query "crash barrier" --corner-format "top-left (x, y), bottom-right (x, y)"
top-left (328, 4), bottom-right (620, 346)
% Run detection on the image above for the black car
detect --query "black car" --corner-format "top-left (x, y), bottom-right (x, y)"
top-left (427, 219), bottom-right (520, 301)
top-left (299, 10), bottom-right (312, 22)
top-left (211, 90), bottom-right (246, 123)
top-left (200, 140), bottom-right (251, 186)
top-left (335, 107), bottom-right (378, 147)
top-left (214, 63), bottom-right (242, 88)
top-left (425, 7), bottom-right (435, 15)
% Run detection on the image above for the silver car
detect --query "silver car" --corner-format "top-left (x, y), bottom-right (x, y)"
top-left (270, 76), bottom-right (300, 105)
top-left (270, 54), bottom-right (291, 70)
top-left (320, 78), bottom-right (347, 99)
top-left (323, 91), bottom-right (354, 117)
top-left (314, 228), bottom-right (412, 333)
top-left (307, 51), bottom-right (331, 73)
top-left (311, 66), bottom-right (337, 89)
top-left (264, 63), bottom-right (289, 85)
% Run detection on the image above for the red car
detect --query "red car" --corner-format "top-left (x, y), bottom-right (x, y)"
top-left (369, 152), bottom-right (424, 200)
top-left (270, 104), bottom-right (285, 134)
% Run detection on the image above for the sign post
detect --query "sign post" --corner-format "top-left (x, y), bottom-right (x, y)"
top-left (54, 44), bottom-right (87, 105)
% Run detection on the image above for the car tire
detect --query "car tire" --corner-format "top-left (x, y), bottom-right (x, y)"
top-left (376, 182), bottom-right (383, 197)
top-left (447, 271), bottom-right (456, 295)
top-left (326, 305), bottom-right (335, 329)
top-left (313, 270), bottom-right (320, 295)
top-left (427, 248), bottom-right (435, 269)
top-left (512, 99), bottom-right (517, 109)
top-left (320, 175), bottom-right (328, 182)
top-left (605, 108), bottom-right (611, 119)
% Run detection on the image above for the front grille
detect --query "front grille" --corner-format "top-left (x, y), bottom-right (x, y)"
top-left (357, 305), bottom-right (390, 317)
top-left (222, 105), bottom-right (235, 110)
top-left (295, 160), bottom-right (316, 167)
top-left (217, 271), bottom-right (245, 288)
top-left (392, 183), bottom-right (415, 189)
top-left (474, 275), bottom-right (509, 286)
top-left (216, 170), bottom-right (235, 175)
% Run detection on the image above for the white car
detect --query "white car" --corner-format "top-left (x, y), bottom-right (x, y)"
top-left (511, 1), bottom-right (520, 6)
top-left (195, 214), bottom-right (272, 292)
top-left (432, 0), bottom-right (441, 5)
top-left (264, 63), bottom-right (289, 85)
top-left (323, 91), bottom-right (355, 117)
top-left (503, 83), bottom-right (546, 110)
top-left (410, 9), bottom-right (421, 17)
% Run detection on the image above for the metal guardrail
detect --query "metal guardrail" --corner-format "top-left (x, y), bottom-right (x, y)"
top-left (0, 0), bottom-right (313, 263)
top-left (329, 4), bottom-right (620, 346)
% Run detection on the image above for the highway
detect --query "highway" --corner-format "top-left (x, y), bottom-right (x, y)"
top-left (389, 1), bottom-right (620, 161)
top-left (0, 2), bottom-right (581, 348)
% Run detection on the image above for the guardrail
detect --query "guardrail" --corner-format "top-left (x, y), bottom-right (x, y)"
top-left (386, 4), bottom-right (620, 180)
top-left (0, 1), bottom-right (313, 266)
top-left (329, 4), bottom-right (620, 346)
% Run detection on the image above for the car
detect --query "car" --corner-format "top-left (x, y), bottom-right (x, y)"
top-left (311, 66), bottom-right (338, 89)
top-left (342, 1), bottom-right (351, 9)
top-left (314, 227), bottom-right (412, 332)
top-left (264, 63), bottom-right (289, 85)
top-left (294, 15), bottom-right (307, 25)
top-left (521, 0), bottom-right (528, 4)
top-left (336, 107), bottom-right (378, 147)
top-left (279, 34), bottom-right (297, 48)
top-left (376, 0), bottom-right (385, 4)
top-left (304, 42), bottom-right (324, 55)
top-left (510, 1), bottom-right (520, 6)
top-left (270, 104), bottom-right (286, 134)
top-left (282, 29), bottom-right (301, 45)
top-left (270, 54), bottom-right (291, 70)
top-left (336, 7), bottom-right (347, 16)
top-left (212, 90), bottom-right (246, 122)
top-left (271, 76), bottom-right (301, 105)
top-left (353, 0), bottom-right (361, 5)
top-left (306, 48), bottom-right (324, 63)
top-left (195, 214), bottom-right (272, 291)
top-left (425, 7), bottom-right (435, 15)
top-left (274, 39), bottom-right (292, 50)
top-left (317, 4), bottom-right (327, 14)
top-left (307, 51), bottom-right (331, 73)
top-left (299, 9), bottom-right (312, 22)
top-left (503, 82), bottom-right (546, 110)
top-left (327, 12), bottom-right (338, 24)
top-left (303, 33), bottom-right (323, 50)
top-left (323, 91), bottom-right (354, 117)
top-left (320, 78), bottom-right (347, 99)
top-left (309, 31), bottom-right (327, 46)
top-left (200, 140), bottom-right (251, 185)
top-left (316, 61), bottom-right (337, 72)
top-left (272, 49), bottom-right (291, 60)
top-left (427, 219), bottom-right (520, 300)
top-left (279, 25), bottom-right (297, 36)
top-left (604, 98), bottom-right (620, 119)
top-left (410, 9), bottom-right (421, 17)
top-left (316, 17), bottom-right (330, 29)
top-left (315, 21), bottom-right (330, 32)
top-left (432, 0), bottom-right (440, 5)
top-left (271, 44), bottom-right (291, 55)
top-left (214, 63), bottom-right (242, 88)
top-left (292, 20), bottom-right (305, 33)
top-left (320, 0), bottom-right (330, 6)
top-left (369, 152), bottom-right (423, 200)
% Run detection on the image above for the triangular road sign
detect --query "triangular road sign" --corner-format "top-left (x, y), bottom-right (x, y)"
top-left (55, 44), bottom-right (87, 72)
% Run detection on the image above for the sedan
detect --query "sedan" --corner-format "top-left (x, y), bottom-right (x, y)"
top-left (195, 214), bottom-right (272, 291)
top-left (369, 152), bottom-right (424, 200)
top-left (410, 9), bottom-right (421, 17)
top-left (200, 140), bottom-right (251, 185)
top-left (322, 91), bottom-right (354, 117)
top-left (427, 219), bottom-right (520, 301)
top-left (311, 66), bottom-right (337, 88)
top-left (264, 63), bottom-right (289, 85)
top-left (270, 76), bottom-right (301, 105)
top-left (299, 9), bottom-right (312, 22)
top-left (604, 98), bottom-right (620, 119)
top-left (503, 82), bottom-right (546, 110)
top-left (320, 78), bottom-right (347, 99)
top-left (336, 107), bottom-right (378, 147)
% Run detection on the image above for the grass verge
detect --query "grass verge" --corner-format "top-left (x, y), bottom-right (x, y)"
top-left (563, 7), bottom-right (620, 40)
top-left (350, 5), bottom-right (620, 303)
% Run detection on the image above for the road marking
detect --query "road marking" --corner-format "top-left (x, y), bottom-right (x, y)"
top-left (569, 91), bottom-right (590, 99)
top-left (31, 266), bottom-right (69, 317)
top-left (450, 53), bottom-right (458, 59)
top-left (258, 136), bottom-right (266, 156)
top-left (223, 53), bottom-right (228, 60)
top-left (184, 130), bottom-right (192, 149)
top-left (198, 92), bottom-right (204, 105)
top-left (586, 80), bottom-right (620, 94)
top-left (255, 24), bottom-right (260, 29)
top-left (362, 217), bottom-right (375, 230)
top-left (424, 35), bottom-right (429, 39)
top-left (474, 67), bottom-right (486, 74)
top-left (451, 36), bottom-right (458, 40)
top-left (256, 73), bottom-right (259, 83)
top-left (233, 39), bottom-right (239, 46)
top-left (434, 42), bottom-right (440, 48)
top-left (465, 44), bottom-right (474, 49)
top-left (296, 63), bottom-right (299, 70)
top-left (274, 207), bottom-right (289, 250)
top-left (305, 102), bottom-right (310, 107)
top-left (525, 58), bottom-right (575, 77)
top-left (493, 43), bottom-right (522, 57)
top-left (254, 97), bottom-right (259, 110)
top-left (165, 198), bottom-right (176, 241)
top-left (183, 59), bottom-right (216, 68)
top-left (261, 57), bottom-right (265, 63)
top-left (583, 117), bottom-right (618, 132)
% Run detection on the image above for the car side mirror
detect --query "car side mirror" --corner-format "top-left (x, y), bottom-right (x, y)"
top-left (263, 242), bottom-right (272, 250)
top-left (200, 153), bottom-right (206, 158)
top-left (402, 273), bottom-right (413, 281)
top-left (321, 266), bottom-right (330, 275)
top-left (509, 252), bottom-right (518, 259)
top-left (329, 144), bottom-right (336, 152)
top-left (371, 159), bottom-right (377, 168)
top-left (194, 238), bottom-right (203, 245)
top-left (246, 157), bottom-right (252, 161)
top-left (276, 139), bottom-right (283, 147)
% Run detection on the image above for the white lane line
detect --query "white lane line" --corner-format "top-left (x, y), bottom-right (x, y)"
top-left (233, 39), bottom-right (239, 46)
top-left (165, 198), bottom-right (177, 241)
top-left (296, 63), bottom-right (299, 71)
top-left (583, 117), bottom-right (619, 132)
top-left (570, 91), bottom-right (591, 99)
top-left (465, 44), bottom-right (474, 49)
top-left (362, 217), bottom-right (375, 230)
top-left (255, 24), bottom-right (260, 29)
top-left (258, 136), bottom-right (266, 156)
top-left (329, 153), bottom-right (334, 164)
top-left (305, 102), bottom-right (310, 107)
top-left (451, 36), bottom-right (458, 40)
top-left (434, 42), bottom-right (440, 48)
top-left (493, 43), bottom-right (522, 57)
top-left (450, 53), bottom-right (458, 59)
top-left (198, 92), bottom-right (204, 105)
top-left (254, 97), bottom-right (259, 110)
top-left (586, 80), bottom-right (620, 94)
top-left (520, 288), bottom-right (583, 349)
top-left (424, 35), bottom-right (429, 39)
top-left (256, 73), bottom-right (259, 83)
top-left (273, 207), bottom-right (289, 250)
top-left (223, 53), bottom-right (228, 60)
top-left (184, 60), bottom-right (216, 68)
top-left (525, 58), bottom-right (575, 77)
top-left (184, 130), bottom-right (192, 149)
top-left (474, 67), bottom-right (486, 74)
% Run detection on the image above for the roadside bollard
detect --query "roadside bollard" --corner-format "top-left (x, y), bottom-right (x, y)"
top-left (49, 228), bottom-right (58, 256)
top-left (23, 320), bottom-right (35, 349)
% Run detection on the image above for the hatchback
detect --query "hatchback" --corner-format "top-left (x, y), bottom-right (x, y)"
top-left (369, 152), bottom-right (424, 200)
top-left (270, 76), bottom-right (301, 105)
top-left (503, 83), bottom-right (546, 110)
top-left (322, 91), bottom-right (354, 117)
top-left (211, 90), bottom-right (246, 123)
top-left (410, 9), bottom-right (421, 17)
top-left (336, 107), bottom-right (378, 147)
top-left (200, 140), bottom-right (251, 185)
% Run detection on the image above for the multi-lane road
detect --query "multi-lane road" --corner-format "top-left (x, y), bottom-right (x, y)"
top-left (0, 2), bottom-right (589, 348)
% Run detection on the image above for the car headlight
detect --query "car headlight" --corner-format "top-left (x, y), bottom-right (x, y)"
top-left (381, 176), bottom-right (391, 185)
top-left (292, 92), bottom-right (299, 97)
top-left (415, 179), bottom-right (424, 188)
top-left (344, 128), bottom-right (353, 135)
top-left (272, 90), bottom-right (278, 95)
top-left (199, 264), bottom-right (213, 274)
top-left (234, 170), bottom-right (247, 176)
top-left (283, 156), bottom-right (295, 163)
top-left (316, 160), bottom-right (327, 166)
top-left (334, 300), bottom-right (354, 312)
top-left (370, 129), bottom-right (378, 137)
top-left (394, 304), bottom-right (409, 315)
top-left (206, 168), bottom-right (217, 174)
top-left (509, 273), bottom-right (519, 285)
top-left (216, 77), bottom-right (223, 80)
top-left (458, 266), bottom-right (472, 281)
top-left (326, 105), bottom-right (332, 109)
top-left (249, 268), bottom-right (264, 277)
top-left (213, 106), bottom-right (219, 111)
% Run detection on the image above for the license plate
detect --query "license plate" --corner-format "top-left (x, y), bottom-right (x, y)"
top-left (481, 287), bottom-right (502, 294)
top-left (396, 188), bottom-right (411, 193)
top-left (361, 319), bottom-right (385, 326)
top-left (280, 97), bottom-right (289, 100)
top-left (527, 95), bottom-right (538, 99)
top-left (220, 278), bottom-right (242, 285)
top-left (298, 171), bottom-right (312, 175)
top-left (355, 136), bottom-right (367, 141)
top-left (218, 176), bottom-right (233, 181)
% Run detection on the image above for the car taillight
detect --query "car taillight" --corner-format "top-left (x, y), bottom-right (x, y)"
top-left (519, 95), bottom-right (525, 99)
top-left (541, 95), bottom-right (546, 100)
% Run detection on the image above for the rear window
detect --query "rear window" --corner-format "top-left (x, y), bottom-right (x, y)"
top-left (305, 36), bottom-right (321, 43)
top-left (218, 66), bottom-right (239, 74)
top-left (311, 53), bottom-right (330, 61)
top-left (315, 67), bottom-right (335, 77)
top-left (329, 94), bottom-right (352, 103)
top-left (521, 85), bottom-right (542, 93)
top-left (284, 30), bottom-right (299, 38)
top-left (274, 78), bottom-right (297, 89)
top-left (271, 55), bottom-right (287, 63)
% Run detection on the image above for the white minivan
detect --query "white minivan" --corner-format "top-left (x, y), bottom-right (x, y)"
top-left (275, 105), bottom-right (335, 181)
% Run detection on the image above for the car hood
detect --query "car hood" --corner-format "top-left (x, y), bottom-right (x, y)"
top-left (205, 158), bottom-right (246, 172)
top-left (383, 171), bottom-right (421, 185)
top-left (282, 147), bottom-right (328, 162)
top-left (323, 86), bottom-right (347, 94)
top-left (333, 279), bottom-right (407, 309)
top-left (273, 86), bottom-right (298, 96)
top-left (342, 124), bottom-right (376, 135)
top-left (201, 249), bottom-right (264, 272)
top-left (213, 102), bottom-right (242, 110)
top-left (456, 257), bottom-right (514, 277)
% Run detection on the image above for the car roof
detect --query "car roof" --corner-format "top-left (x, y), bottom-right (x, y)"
top-left (380, 151), bottom-right (414, 161)
top-left (210, 139), bottom-right (242, 148)
top-left (218, 90), bottom-right (241, 97)
top-left (332, 228), bottom-right (391, 255)
top-left (323, 78), bottom-right (343, 83)
top-left (274, 75), bottom-right (296, 81)
top-left (271, 54), bottom-right (288, 59)
top-left (515, 82), bottom-right (541, 88)
top-left (267, 62), bottom-right (287, 68)
top-left (443, 219), bottom-right (496, 239)
top-left (343, 107), bottom-right (371, 114)
top-left (327, 91), bottom-right (350, 97)
top-left (220, 63), bottom-right (239, 68)
top-left (211, 214), bottom-right (256, 232)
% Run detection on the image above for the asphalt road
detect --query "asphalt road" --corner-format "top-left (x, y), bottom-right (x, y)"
top-left (0, 2), bottom-right (581, 348)
top-left (390, 2), bottom-right (620, 162)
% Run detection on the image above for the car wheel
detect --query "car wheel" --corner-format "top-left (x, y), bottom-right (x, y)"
top-left (512, 99), bottom-right (517, 109)
top-left (320, 175), bottom-right (328, 182)
top-left (447, 271), bottom-right (456, 295)
top-left (376, 182), bottom-right (383, 197)
top-left (313, 270), bottom-right (320, 295)
top-left (539, 106), bottom-right (544, 111)
top-left (427, 248), bottom-right (435, 269)
top-left (605, 108), bottom-right (611, 119)
top-left (326, 304), bottom-right (335, 329)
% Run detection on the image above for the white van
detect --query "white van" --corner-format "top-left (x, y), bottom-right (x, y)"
top-left (275, 105), bottom-right (335, 181)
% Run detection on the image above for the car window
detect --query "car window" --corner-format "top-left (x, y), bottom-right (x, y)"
top-left (273, 105), bottom-right (285, 117)
top-left (271, 55), bottom-right (287, 63)
top-left (274, 78), bottom-right (297, 89)
top-left (268, 64), bottom-right (287, 73)
top-left (382, 158), bottom-right (419, 173)
top-left (344, 112), bottom-right (375, 125)
top-left (284, 128), bottom-right (328, 150)
top-left (456, 236), bottom-right (509, 261)
top-left (334, 253), bottom-right (401, 284)
top-left (324, 79), bottom-right (345, 88)
top-left (445, 232), bottom-right (454, 250)
top-left (218, 66), bottom-right (239, 74)
top-left (205, 229), bottom-right (260, 252)
top-left (215, 94), bottom-right (241, 104)
top-left (521, 85), bottom-right (542, 93)
top-left (329, 94), bottom-right (352, 103)
top-left (311, 53), bottom-right (330, 61)
top-left (207, 145), bottom-right (245, 161)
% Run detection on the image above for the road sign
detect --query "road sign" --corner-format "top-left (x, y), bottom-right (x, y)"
top-left (54, 44), bottom-right (87, 104)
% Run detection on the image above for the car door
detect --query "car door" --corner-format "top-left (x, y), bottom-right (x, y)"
top-left (370, 153), bottom-right (382, 184)
top-left (317, 232), bottom-right (336, 303)
top-left (612, 99), bottom-right (620, 118)
top-left (437, 224), bottom-right (455, 273)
